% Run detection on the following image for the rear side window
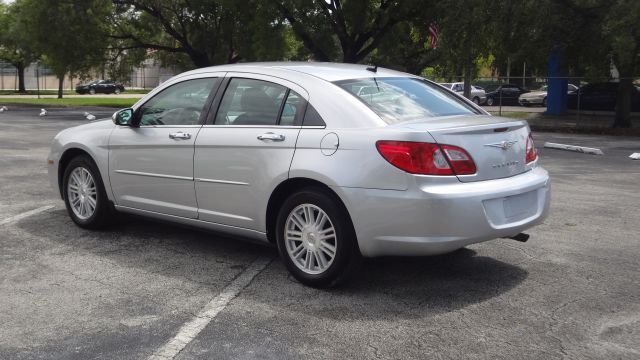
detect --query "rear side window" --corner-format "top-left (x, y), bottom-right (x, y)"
top-left (335, 77), bottom-right (479, 124)
top-left (215, 78), bottom-right (287, 125)
top-left (302, 104), bottom-right (326, 126)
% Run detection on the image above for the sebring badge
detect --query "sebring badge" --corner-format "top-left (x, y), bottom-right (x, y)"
top-left (484, 140), bottom-right (517, 150)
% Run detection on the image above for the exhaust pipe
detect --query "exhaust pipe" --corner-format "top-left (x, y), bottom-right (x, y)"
top-left (504, 233), bottom-right (530, 242)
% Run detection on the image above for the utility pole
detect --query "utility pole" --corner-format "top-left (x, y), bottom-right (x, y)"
top-left (36, 63), bottom-right (40, 99)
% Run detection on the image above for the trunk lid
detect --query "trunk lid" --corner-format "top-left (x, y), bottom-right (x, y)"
top-left (401, 115), bottom-right (530, 182)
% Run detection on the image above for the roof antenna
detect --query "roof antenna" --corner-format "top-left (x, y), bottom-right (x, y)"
top-left (366, 64), bottom-right (378, 73)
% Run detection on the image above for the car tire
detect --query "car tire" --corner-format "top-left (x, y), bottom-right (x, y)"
top-left (472, 97), bottom-right (480, 105)
top-left (62, 155), bottom-right (112, 229)
top-left (486, 97), bottom-right (494, 106)
top-left (89, 88), bottom-right (96, 95)
top-left (114, 88), bottom-right (121, 95)
top-left (276, 187), bottom-right (361, 288)
top-left (542, 97), bottom-right (547, 107)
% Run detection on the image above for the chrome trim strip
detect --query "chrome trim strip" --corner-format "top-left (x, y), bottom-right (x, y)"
top-left (200, 125), bottom-right (326, 129)
top-left (195, 178), bottom-right (249, 186)
top-left (138, 125), bottom-right (203, 128)
top-left (115, 170), bottom-right (193, 181)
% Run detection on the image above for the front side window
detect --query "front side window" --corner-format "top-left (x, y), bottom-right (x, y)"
top-left (138, 78), bottom-right (216, 126)
top-left (335, 77), bottom-right (479, 124)
top-left (215, 78), bottom-right (288, 125)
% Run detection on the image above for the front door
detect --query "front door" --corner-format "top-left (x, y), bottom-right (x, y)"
top-left (194, 75), bottom-right (307, 231)
top-left (109, 76), bottom-right (220, 218)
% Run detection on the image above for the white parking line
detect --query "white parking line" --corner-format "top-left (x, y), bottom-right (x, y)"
top-left (148, 256), bottom-right (272, 360)
top-left (0, 205), bottom-right (56, 226)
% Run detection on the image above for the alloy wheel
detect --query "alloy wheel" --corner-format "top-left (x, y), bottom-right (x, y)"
top-left (67, 167), bottom-right (97, 220)
top-left (284, 203), bottom-right (337, 275)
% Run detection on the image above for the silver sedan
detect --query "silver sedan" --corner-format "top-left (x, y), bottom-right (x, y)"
top-left (48, 63), bottom-right (550, 287)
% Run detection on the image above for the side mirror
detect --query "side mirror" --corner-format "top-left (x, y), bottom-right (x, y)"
top-left (112, 108), bottom-right (134, 126)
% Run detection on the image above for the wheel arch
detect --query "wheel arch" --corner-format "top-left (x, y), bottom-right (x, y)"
top-left (57, 148), bottom-right (94, 199)
top-left (265, 177), bottom-right (356, 246)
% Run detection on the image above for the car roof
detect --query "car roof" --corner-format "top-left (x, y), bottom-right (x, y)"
top-left (177, 62), bottom-right (417, 82)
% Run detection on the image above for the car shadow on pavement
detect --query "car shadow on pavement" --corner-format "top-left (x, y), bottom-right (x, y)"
top-left (15, 209), bottom-right (527, 321)
top-left (252, 249), bottom-right (529, 321)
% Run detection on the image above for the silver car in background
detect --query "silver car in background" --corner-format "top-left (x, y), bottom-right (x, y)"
top-left (48, 63), bottom-right (550, 287)
top-left (518, 84), bottom-right (579, 107)
top-left (439, 82), bottom-right (487, 105)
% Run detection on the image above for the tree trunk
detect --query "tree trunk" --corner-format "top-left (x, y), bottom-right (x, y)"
top-left (57, 75), bottom-right (64, 99)
top-left (189, 50), bottom-right (213, 68)
top-left (16, 64), bottom-right (26, 93)
top-left (613, 77), bottom-right (632, 128)
top-left (463, 38), bottom-right (473, 99)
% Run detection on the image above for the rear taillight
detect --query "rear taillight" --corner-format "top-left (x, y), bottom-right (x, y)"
top-left (376, 141), bottom-right (476, 175)
top-left (526, 134), bottom-right (537, 163)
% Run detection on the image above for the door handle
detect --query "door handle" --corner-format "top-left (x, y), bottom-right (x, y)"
top-left (169, 132), bottom-right (191, 140)
top-left (257, 132), bottom-right (285, 142)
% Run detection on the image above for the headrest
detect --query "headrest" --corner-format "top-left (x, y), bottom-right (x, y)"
top-left (241, 88), bottom-right (275, 113)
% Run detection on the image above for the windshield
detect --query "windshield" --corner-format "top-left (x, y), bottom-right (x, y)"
top-left (335, 77), bottom-right (480, 124)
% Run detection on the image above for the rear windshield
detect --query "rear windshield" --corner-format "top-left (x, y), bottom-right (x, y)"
top-left (334, 77), bottom-right (480, 124)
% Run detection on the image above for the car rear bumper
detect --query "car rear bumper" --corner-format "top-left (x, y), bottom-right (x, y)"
top-left (338, 166), bottom-right (550, 257)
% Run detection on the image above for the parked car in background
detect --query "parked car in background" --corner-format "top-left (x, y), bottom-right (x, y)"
top-left (518, 84), bottom-right (579, 107)
top-left (567, 82), bottom-right (640, 111)
top-left (484, 84), bottom-right (529, 106)
top-left (75, 80), bottom-right (125, 95)
top-left (49, 62), bottom-right (549, 287)
top-left (439, 82), bottom-right (487, 105)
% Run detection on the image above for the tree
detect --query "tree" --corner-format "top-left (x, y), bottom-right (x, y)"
top-left (368, 10), bottom-right (440, 75)
top-left (533, 0), bottom-right (638, 127)
top-left (21, 0), bottom-right (111, 98)
top-left (111, 0), bottom-right (288, 69)
top-left (604, 0), bottom-right (640, 128)
top-left (434, 0), bottom-right (494, 98)
top-left (274, 0), bottom-right (422, 63)
top-left (0, 1), bottom-right (40, 92)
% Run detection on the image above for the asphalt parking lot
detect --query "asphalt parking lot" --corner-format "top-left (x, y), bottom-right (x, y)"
top-left (1, 108), bottom-right (639, 359)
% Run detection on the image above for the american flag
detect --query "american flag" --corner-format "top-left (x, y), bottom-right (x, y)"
top-left (428, 22), bottom-right (439, 49)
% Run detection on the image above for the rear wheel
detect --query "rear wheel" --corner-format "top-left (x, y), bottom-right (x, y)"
top-left (542, 97), bottom-right (547, 107)
top-left (63, 155), bottom-right (112, 229)
top-left (88, 88), bottom-right (96, 95)
top-left (114, 88), bottom-right (121, 95)
top-left (472, 97), bottom-right (480, 105)
top-left (276, 187), bottom-right (361, 288)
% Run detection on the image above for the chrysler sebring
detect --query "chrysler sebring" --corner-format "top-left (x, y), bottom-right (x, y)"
top-left (48, 63), bottom-right (550, 287)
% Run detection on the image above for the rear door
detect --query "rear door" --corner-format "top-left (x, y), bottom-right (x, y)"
top-left (109, 75), bottom-right (222, 218)
top-left (193, 74), bottom-right (307, 231)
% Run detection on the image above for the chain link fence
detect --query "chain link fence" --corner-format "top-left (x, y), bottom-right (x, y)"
top-left (0, 62), bottom-right (178, 91)
top-left (434, 75), bottom-right (640, 129)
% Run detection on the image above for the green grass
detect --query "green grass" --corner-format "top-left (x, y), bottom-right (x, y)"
top-left (0, 97), bottom-right (138, 108)
top-left (0, 89), bottom-right (150, 95)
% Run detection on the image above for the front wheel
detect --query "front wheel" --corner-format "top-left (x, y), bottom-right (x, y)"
top-left (276, 188), bottom-right (361, 288)
top-left (88, 88), bottom-right (96, 95)
top-left (486, 97), bottom-right (494, 106)
top-left (63, 155), bottom-right (112, 229)
top-left (472, 97), bottom-right (480, 105)
top-left (114, 88), bottom-right (121, 95)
